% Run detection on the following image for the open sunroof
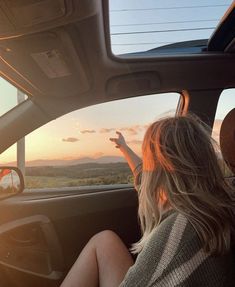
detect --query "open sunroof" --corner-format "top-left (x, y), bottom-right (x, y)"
top-left (109, 0), bottom-right (232, 56)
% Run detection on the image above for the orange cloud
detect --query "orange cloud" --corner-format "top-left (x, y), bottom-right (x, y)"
top-left (80, 129), bottom-right (96, 134)
top-left (120, 125), bottom-right (144, 135)
top-left (126, 139), bottom-right (142, 145)
top-left (62, 137), bottom-right (79, 143)
top-left (100, 128), bottom-right (115, 133)
top-left (99, 124), bottom-right (147, 136)
top-left (120, 127), bottom-right (137, 135)
top-left (93, 152), bottom-right (104, 158)
top-left (143, 124), bottom-right (150, 130)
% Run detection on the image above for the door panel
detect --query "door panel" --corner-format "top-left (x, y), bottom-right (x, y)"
top-left (0, 186), bottom-right (140, 287)
top-left (0, 215), bottom-right (63, 278)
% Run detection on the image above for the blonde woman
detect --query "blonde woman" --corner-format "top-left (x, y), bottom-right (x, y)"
top-left (61, 115), bottom-right (235, 287)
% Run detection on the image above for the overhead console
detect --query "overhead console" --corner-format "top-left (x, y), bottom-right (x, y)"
top-left (0, 0), bottom-right (98, 39)
top-left (208, 2), bottom-right (235, 52)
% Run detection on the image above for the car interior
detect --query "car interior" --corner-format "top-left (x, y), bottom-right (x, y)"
top-left (0, 0), bottom-right (235, 286)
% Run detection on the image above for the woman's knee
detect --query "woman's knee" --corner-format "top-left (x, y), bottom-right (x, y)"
top-left (90, 230), bottom-right (121, 248)
top-left (90, 230), bottom-right (133, 269)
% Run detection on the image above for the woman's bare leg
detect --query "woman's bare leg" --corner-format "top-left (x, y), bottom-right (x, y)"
top-left (60, 230), bottom-right (134, 287)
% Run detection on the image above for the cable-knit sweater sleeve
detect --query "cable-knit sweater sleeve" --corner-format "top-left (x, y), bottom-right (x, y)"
top-left (119, 212), bottom-right (186, 287)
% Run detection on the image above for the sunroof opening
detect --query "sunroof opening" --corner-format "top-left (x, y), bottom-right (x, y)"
top-left (109, 0), bottom-right (232, 56)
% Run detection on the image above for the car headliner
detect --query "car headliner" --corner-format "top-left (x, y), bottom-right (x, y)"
top-left (0, 0), bottom-right (234, 153)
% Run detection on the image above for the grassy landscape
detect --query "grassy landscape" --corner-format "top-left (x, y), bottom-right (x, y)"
top-left (24, 159), bottom-right (233, 189)
top-left (25, 162), bottom-right (133, 189)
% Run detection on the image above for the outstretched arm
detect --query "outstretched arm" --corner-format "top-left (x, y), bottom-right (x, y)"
top-left (109, 131), bottom-right (142, 175)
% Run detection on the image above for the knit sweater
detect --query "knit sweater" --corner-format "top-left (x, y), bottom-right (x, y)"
top-left (119, 211), bottom-right (235, 287)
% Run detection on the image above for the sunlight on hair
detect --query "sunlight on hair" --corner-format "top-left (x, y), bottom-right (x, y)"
top-left (132, 114), bottom-right (235, 255)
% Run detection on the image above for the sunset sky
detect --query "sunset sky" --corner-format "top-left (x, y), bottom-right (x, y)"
top-left (0, 87), bottom-right (180, 163)
top-left (0, 0), bottom-right (234, 165)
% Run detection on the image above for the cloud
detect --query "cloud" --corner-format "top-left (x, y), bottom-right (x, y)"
top-left (99, 124), bottom-right (148, 136)
top-left (93, 152), bottom-right (104, 158)
top-left (99, 125), bottom-right (145, 135)
top-left (62, 137), bottom-right (79, 143)
top-left (80, 129), bottom-right (96, 134)
top-left (143, 124), bottom-right (150, 130)
top-left (100, 128), bottom-right (115, 133)
top-left (126, 139), bottom-right (142, 145)
top-left (120, 125), bottom-right (144, 135)
top-left (120, 128), bottom-right (137, 135)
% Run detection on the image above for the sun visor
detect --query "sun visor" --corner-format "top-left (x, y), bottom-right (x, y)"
top-left (3, 0), bottom-right (68, 27)
top-left (207, 3), bottom-right (235, 52)
top-left (0, 0), bottom-right (99, 39)
top-left (0, 8), bottom-right (14, 35)
top-left (0, 29), bottom-right (90, 98)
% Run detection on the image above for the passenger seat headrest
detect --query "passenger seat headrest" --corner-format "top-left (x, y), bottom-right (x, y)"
top-left (220, 108), bottom-right (235, 174)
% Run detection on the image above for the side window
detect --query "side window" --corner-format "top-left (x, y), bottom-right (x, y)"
top-left (0, 77), bottom-right (18, 116)
top-left (212, 89), bottom-right (235, 144)
top-left (212, 89), bottom-right (235, 176)
top-left (0, 78), bottom-right (27, 165)
top-left (24, 93), bottom-right (180, 189)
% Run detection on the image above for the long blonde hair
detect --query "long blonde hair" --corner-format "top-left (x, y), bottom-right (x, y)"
top-left (132, 114), bottom-right (235, 255)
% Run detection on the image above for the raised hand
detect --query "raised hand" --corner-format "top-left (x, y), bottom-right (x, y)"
top-left (109, 131), bottom-right (127, 150)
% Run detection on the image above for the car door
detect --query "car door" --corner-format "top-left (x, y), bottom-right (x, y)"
top-left (0, 92), bottom-right (180, 287)
top-left (0, 184), bottom-right (139, 287)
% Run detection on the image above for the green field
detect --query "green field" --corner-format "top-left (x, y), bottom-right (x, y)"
top-left (25, 162), bottom-right (133, 189)
top-left (24, 159), bottom-right (232, 189)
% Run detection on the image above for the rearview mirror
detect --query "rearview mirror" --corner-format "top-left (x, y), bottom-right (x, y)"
top-left (0, 167), bottom-right (24, 198)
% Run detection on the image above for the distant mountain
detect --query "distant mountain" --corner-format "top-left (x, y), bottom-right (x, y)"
top-left (3, 156), bottom-right (125, 167)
